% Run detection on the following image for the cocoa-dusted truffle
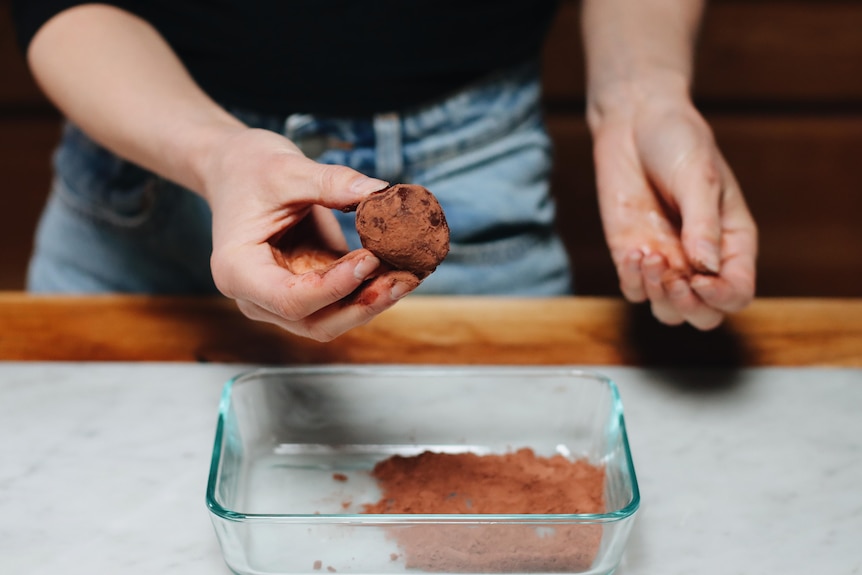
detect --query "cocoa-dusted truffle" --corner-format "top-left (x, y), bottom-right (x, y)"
top-left (355, 184), bottom-right (450, 276)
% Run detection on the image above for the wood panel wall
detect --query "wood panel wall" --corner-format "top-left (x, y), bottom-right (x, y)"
top-left (2, 0), bottom-right (861, 296)
top-left (0, 1), bottom-right (60, 289)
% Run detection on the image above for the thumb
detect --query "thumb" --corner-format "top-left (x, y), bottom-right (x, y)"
top-left (287, 156), bottom-right (389, 209)
top-left (670, 154), bottom-right (724, 275)
top-left (677, 155), bottom-right (722, 274)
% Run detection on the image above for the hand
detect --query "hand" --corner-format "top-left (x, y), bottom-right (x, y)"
top-left (591, 93), bottom-right (758, 330)
top-left (202, 128), bottom-right (419, 341)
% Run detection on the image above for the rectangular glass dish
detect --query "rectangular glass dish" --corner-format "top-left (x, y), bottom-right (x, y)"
top-left (207, 366), bottom-right (639, 574)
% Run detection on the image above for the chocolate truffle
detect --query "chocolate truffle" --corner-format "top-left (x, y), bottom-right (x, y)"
top-left (355, 184), bottom-right (450, 276)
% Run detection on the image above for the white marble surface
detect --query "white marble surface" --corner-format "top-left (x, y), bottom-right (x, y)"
top-left (1, 363), bottom-right (861, 574)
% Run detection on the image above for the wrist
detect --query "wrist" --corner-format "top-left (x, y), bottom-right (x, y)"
top-left (170, 112), bottom-right (247, 198)
top-left (586, 69), bottom-right (692, 133)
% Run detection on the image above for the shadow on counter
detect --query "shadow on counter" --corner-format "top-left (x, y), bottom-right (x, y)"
top-left (621, 303), bottom-right (749, 392)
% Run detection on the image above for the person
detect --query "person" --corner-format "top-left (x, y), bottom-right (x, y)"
top-left (11, 0), bottom-right (757, 341)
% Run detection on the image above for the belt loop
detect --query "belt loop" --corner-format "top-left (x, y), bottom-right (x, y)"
top-left (285, 113), bottom-right (330, 159)
top-left (373, 112), bottom-right (403, 182)
top-left (284, 113), bottom-right (313, 140)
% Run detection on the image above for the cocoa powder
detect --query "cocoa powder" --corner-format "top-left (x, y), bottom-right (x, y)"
top-left (354, 184), bottom-right (450, 277)
top-left (362, 448), bottom-right (606, 572)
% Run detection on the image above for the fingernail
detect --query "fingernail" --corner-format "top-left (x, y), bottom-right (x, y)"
top-left (691, 275), bottom-right (715, 293)
top-left (350, 175), bottom-right (389, 196)
top-left (669, 280), bottom-right (689, 299)
top-left (643, 255), bottom-right (663, 282)
top-left (390, 280), bottom-right (413, 300)
top-left (644, 253), bottom-right (662, 266)
top-left (353, 255), bottom-right (379, 280)
top-left (626, 250), bottom-right (643, 264)
top-left (696, 240), bottom-right (721, 274)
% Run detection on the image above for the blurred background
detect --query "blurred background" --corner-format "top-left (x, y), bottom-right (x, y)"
top-left (2, 0), bottom-right (861, 295)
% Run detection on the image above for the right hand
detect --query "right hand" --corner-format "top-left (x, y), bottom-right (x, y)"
top-left (202, 128), bottom-right (420, 341)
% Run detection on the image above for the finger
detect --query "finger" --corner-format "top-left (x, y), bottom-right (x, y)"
top-left (235, 272), bottom-right (420, 342)
top-left (215, 247), bottom-right (380, 320)
top-left (691, 159), bottom-right (758, 313)
top-left (674, 153), bottom-right (724, 275)
top-left (594, 130), bottom-right (691, 274)
top-left (593, 128), bottom-right (686, 279)
top-left (642, 253), bottom-right (686, 326)
top-left (663, 276), bottom-right (725, 330)
top-left (642, 244), bottom-right (726, 329)
top-left (345, 271), bottom-right (421, 307)
top-left (617, 250), bottom-right (647, 303)
top-left (691, 255), bottom-right (756, 313)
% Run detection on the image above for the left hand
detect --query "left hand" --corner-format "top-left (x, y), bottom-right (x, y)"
top-left (203, 128), bottom-right (419, 342)
top-left (591, 92), bottom-right (758, 330)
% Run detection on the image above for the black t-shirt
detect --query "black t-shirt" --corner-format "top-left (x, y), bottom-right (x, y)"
top-left (12, 0), bottom-right (560, 116)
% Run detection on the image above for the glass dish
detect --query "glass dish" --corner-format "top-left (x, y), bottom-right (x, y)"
top-left (206, 366), bottom-right (639, 574)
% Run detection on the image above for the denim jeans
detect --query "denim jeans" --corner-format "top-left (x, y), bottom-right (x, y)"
top-left (28, 62), bottom-right (572, 295)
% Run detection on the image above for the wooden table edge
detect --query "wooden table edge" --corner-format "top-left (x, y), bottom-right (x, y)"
top-left (1, 293), bottom-right (861, 366)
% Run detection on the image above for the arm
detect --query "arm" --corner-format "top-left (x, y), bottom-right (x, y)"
top-left (581, 0), bottom-right (757, 330)
top-left (28, 4), bottom-right (414, 341)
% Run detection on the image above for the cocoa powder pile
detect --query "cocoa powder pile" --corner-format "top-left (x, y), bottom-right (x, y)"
top-left (362, 448), bottom-right (606, 573)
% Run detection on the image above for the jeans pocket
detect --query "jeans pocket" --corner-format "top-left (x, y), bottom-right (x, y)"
top-left (52, 123), bottom-right (160, 228)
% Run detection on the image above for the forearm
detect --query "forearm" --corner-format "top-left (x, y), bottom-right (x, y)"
top-left (581, 0), bottom-right (706, 129)
top-left (27, 4), bottom-right (245, 196)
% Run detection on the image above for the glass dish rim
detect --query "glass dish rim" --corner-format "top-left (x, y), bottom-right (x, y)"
top-left (205, 365), bottom-right (641, 524)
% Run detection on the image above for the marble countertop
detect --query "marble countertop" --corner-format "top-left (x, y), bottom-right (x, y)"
top-left (1, 363), bottom-right (860, 574)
